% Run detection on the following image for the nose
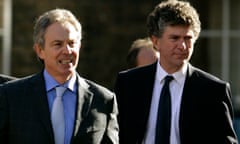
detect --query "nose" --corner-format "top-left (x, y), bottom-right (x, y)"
top-left (178, 40), bottom-right (187, 50)
top-left (63, 45), bottom-right (72, 54)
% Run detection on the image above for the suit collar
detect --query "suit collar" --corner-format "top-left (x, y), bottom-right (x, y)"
top-left (129, 62), bottom-right (158, 141)
top-left (179, 64), bottom-right (198, 142)
top-left (26, 72), bottom-right (95, 141)
top-left (29, 72), bottom-right (95, 140)
top-left (73, 75), bottom-right (93, 136)
top-left (186, 63), bottom-right (194, 77)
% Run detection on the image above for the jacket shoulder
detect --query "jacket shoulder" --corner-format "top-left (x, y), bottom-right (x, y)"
top-left (0, 73), bottom-right (43, 92)
top-left (189, 65), bottom-right (228, 85)
top-left (84, 79), bottom-right (115, 100)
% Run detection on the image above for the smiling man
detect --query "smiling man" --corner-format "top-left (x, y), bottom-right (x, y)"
top-left (0, 9), bottom-right (119, 144)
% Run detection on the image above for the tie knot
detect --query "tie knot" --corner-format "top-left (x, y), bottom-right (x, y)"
top-left (165, 75), bottom-right (174, 83)
top-left (55, 86), bottom-right (67, 98)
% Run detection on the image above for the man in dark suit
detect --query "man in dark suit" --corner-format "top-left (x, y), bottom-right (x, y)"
top-left (114, 1), bottom-right (238, 144)
top-left (0, 74), bottom-right (16, 84)
top-left (0, 8), bottom-right (119, 144)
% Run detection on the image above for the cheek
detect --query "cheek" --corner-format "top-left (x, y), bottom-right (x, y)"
top-left (43, 49), bottom-right (59, 61)
top-left (189, 39), bottom-right (195, 47)
top-left (188, 43), bottom-right (195, 52)
top-left (189, 47), bottom-right (194, 54)
top-left (159, 42), bottom-right (172, 52)
top-left (72, 49), bottom-right (80, 58)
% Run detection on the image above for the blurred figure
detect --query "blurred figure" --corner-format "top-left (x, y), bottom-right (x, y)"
top-left (0, 74), bottom-right (17, 84)
top-left (114, 1), bottom-right (238, 144)
top-left (127, 37), bottom-right (159, 68)
top-left (0, 8), bottom-right (119, 144)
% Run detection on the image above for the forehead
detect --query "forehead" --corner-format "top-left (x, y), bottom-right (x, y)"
top-left (164, 25), bottom-right (195, 37)
top-left (45, 22), bottom-right (80, 41)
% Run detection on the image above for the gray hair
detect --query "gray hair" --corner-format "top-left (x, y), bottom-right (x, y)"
top-left (33, 8), bottom-right (82, 48)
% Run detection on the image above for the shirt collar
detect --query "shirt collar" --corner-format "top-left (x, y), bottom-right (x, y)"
top-left (43, 69), bottom-right (77, 92)
top-left (156, 60), bottom-right (187, 85)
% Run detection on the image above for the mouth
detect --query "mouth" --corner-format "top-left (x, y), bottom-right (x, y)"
top-left (59, 59), bottom-right (73, 65)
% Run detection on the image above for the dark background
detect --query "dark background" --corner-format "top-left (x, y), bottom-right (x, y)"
top-left (9, 0), bottom-right (162, 90)
top-left (3, 0), bottom-right (206, 91)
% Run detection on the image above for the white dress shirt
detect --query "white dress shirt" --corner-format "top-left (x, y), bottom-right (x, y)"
top-left (143, 61), bottom-right (187, 144)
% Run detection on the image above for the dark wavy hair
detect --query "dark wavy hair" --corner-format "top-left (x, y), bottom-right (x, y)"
top-left (147, 0), bottom-right (201, 39)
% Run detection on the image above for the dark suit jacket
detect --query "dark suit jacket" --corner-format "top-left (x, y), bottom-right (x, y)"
top-left (0, 74), bottom-right (17, 84)
top-left (114, 62), bottom-right (238, 144)
top-left (0, 72), bottom-right (119, 144)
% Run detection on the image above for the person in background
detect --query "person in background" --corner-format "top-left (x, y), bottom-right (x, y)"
top-left (0, 74), bottom-right (17, 84)
top-left (114, 0), bottom-right (238, 144)
top-left (0, 8), bottom-right (119, 144)
top-left (126, 37), bottom-right (159, 69)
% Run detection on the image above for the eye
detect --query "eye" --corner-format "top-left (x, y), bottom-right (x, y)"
top-left (69, 41), bottom-right (74, 47)
top-left (184, 36), bottom-right (192, 40)
top-left (68, 40), bottom-right (78, 47)
top-left (184, 36), bottom-right (193, 43)
top-left (170, 35), bottom-right (179, 41)
top-left (52, 41), bottom-right (63, 48)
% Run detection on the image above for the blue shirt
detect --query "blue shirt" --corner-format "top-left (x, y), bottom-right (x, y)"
top-left (44, 70), bottom-right (77, 144)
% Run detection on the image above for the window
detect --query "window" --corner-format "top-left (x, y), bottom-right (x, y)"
top-left (0, 0), bottom-right (12, 74)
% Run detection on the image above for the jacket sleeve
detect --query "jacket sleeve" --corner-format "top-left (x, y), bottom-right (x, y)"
top-left (101, 93), bottom-right (119, 144)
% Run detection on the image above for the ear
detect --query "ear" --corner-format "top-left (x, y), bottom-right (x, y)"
top-left (34, 44), bottom-right (44, 59)
top-left (150, 35), bottom-right (160, 51)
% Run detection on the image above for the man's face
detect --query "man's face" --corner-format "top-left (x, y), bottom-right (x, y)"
top-left (35, 22), bottom-right (81, 83)
top-left (152, 25), bottom-right (196, 73)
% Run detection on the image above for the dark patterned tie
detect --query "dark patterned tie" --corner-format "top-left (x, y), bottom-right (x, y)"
top-left (155, 75), bottom-right (174, 144)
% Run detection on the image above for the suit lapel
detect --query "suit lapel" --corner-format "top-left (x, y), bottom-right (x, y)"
top-left (179, 64), bottom-right (195, 142)
top-left (29, 73), bottom-right (54, 141)
top-left (73, 75), bottom-right (93, 136)
top-left (135, 62), bottom-right (157, 141)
